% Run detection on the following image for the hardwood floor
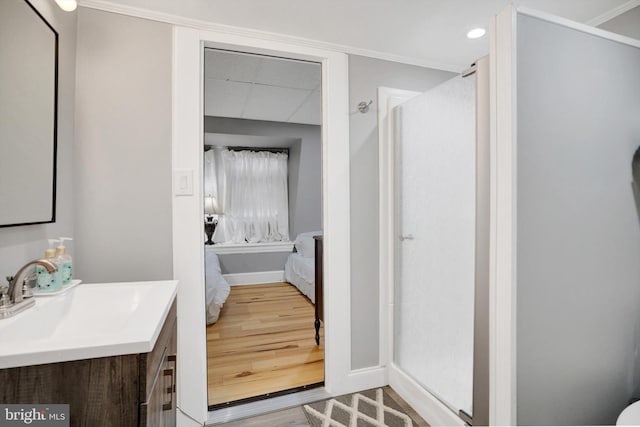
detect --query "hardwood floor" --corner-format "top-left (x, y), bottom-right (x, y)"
top-left (207, 282), bottom-right (324, 406)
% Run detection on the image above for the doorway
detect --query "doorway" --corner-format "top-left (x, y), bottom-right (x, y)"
top-left (202, 48), bottom-right (325, 408)
top-left (172, 27), bottom-right (351, 425)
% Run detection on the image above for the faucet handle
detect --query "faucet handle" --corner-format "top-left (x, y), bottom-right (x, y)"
top-left (22, 283), bottom-right (34, 299)
top-left (0, 282), bottom-right (9, 307)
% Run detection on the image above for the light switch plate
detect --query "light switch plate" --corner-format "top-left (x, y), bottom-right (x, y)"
top-left (174, 169), bottom-right (193, 196)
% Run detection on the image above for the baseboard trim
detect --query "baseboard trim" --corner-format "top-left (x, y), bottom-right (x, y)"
top-left (342, 366), bottom-right (387, 394)
top-left (224, 270), bottom-right (286, 286)
top-left (207, 386), bottom-right (331, 425)
top-left (388, 363), bottom-right (465, 426)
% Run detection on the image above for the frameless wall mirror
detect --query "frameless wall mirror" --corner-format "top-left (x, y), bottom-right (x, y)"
top-left (0, 0), bottom-right (58, 227)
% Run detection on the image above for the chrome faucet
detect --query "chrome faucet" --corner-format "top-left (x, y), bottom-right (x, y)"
top-left (10, 259), bottom-right (57, 303)
top-left (0, 259), bottom-right (57, 319)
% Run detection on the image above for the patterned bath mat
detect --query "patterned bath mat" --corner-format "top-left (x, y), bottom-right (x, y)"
top-left (303, 388), bottom-right (420, 427)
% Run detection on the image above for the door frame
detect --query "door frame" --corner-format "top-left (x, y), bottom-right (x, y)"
top-left (172, 27), bottom-right (352, 425)
top-left (377, 86), bottom-right (421, 371)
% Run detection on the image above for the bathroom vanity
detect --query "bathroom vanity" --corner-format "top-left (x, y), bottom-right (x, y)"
top-left (0, 280), bottom-right (177, 427)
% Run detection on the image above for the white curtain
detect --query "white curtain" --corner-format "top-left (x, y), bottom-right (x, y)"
top-left (204, 149), bottom-right (218, 201)
top-left (207, 149), bottom-right (289, 244)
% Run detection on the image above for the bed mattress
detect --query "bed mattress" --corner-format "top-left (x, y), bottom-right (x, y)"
top-left (205, 251), bottom-right (231, 324)
top-left (284, 252), bottom-right (315, 303)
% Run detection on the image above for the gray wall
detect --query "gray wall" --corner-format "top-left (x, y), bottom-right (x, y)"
top-left (204, 117), bottom-right (322, 275)
top-left (218, 252), bottom-right (291, 275)
top-left (599, 6), bottom-right (640, 40)
top-left (516, 14), bottom-right (640, 425)
top-left (74, 8), bottom-right (173, 282)
top-left (348, 55), bottom-right (454, 369)
top-left (0, 1), bottom-right (76, 277)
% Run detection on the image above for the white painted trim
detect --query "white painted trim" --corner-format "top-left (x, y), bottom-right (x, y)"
top-left (587, 0), bottom-right (640, 27)
top-left (376, 87), bottom-right (420, 372)
top-left (172, 27), bottom-right (352, 425)
top-left (224, 270), bottom-right (285, 286)
top-left (172, 27), bottom-right (209, 425)
top-left (77, 0), bottom-right (462, 73)
top-left (389, 363), bottom-right (465, 427)
top-left (518, 6), bottom-right (640, 49)
top-left (346, 366), bottom-right (387, 392)
top-left (177, 408), bottom-right (202, 427)
top-left (206, 242), bottom-right (293, 255)
top-left (489, 6), bottom-right (517, 426)
top-left (207, 387), bottom-right (331, 425)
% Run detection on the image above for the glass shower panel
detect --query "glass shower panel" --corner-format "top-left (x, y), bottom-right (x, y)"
top-left (394, 74), bottom-right (476, 415)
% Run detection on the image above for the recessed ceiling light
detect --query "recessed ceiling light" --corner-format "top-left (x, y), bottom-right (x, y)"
top-left (467, 28), bottom-right (486, 39)
top-left (55, 0), bottom-right (77, 12)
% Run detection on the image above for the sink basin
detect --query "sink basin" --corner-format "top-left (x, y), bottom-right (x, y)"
top-left (0, 280), bottom-right (177, 369)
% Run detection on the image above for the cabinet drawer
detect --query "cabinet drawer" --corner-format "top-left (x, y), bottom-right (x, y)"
top-left (140, 300), bottom-right (177, 402)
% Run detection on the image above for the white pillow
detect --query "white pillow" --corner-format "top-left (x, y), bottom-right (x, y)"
top-left (294, 231), bottom-right (321, 258)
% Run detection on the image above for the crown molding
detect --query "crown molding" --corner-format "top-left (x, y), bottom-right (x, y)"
top-left (519, 6), bottom-right (640, 48)
top-left (78, 0), bottom-right (463, 73)
top-left (587, 0), bottom-right (640, 26)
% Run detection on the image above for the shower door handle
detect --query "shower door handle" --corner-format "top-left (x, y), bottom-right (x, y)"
top-left (399, 234), bottom-right (414, 241)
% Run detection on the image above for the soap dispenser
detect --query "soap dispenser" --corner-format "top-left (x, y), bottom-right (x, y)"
top-left (55, 237), bottom-right (73, 286)
top-left (35, 240), bottom-right (62, 292)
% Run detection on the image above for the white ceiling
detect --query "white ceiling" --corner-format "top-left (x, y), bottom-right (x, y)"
top-left (204, 50), bottom-right (322, 125)
top-left (81, 0), bottom-right (636, 71)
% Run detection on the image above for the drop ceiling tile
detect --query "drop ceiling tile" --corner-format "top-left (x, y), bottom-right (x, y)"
top-left (289, 90), bottom-right (321, 125)
top-left (204, 78), bottom-right (251, 117)
top-left (204, 49), bottom-right (261, 82)
top-left (243, 85), bottom-right (311, 122)
top-left (254, 58), bottom-right (321, 90)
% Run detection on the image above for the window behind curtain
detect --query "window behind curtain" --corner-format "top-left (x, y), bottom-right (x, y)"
top-left (205, 148), bottom-right (289, 243)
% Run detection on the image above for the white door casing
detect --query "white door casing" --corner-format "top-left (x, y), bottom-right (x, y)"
top-left (377, 87), bottom-right (421, 372)
top-left (172, 27), bottom-right (352, 425)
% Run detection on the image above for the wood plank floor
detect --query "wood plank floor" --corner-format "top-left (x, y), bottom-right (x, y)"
top-left (207, 282), bottom-right (324, 406)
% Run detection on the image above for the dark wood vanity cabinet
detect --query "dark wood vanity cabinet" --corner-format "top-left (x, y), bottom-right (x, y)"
top-left (140, 301), bottom-right (177, 427)
top-left (0, 300), bottom-right (177, 427)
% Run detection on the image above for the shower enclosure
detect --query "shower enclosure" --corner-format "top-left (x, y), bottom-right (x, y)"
top-left (389, 57), bottom-right (489, 426)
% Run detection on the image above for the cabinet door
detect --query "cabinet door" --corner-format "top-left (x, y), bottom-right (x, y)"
top-left (163, 326), bottom-right (177, 427)
top-left (140, 345), bottom-right (168, 427)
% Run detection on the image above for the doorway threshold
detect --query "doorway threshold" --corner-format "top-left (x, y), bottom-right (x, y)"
top-left (207, 383), bottom-right (329, 425)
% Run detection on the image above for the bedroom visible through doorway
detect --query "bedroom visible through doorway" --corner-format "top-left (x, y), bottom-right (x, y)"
top-left (202, 48), bottom-right (324, 408)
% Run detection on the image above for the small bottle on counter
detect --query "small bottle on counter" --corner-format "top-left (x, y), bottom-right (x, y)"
top-left (35, 239), bottom-right (61, 292)
top-left (55, 237), bottom-right (73, 286)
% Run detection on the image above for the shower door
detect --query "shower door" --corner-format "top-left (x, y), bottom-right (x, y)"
top-left (393, 73), bottom-right (477, 418)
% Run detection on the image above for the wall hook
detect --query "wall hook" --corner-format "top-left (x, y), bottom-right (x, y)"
top-left (357, 100), bottom-right (373, 114)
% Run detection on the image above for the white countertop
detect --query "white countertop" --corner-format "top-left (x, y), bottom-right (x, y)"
top-left (0, 280), bottom-right (178, 369)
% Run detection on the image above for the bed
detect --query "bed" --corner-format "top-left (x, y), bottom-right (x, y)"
top-left (205, 250), bottom-right (231, 325)
top-left (285, 231), bottom-right (324, 344)
top-left (285, 252), bottom-right (316, 303)
top-left (285, 231), bottom-right (321, 303)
